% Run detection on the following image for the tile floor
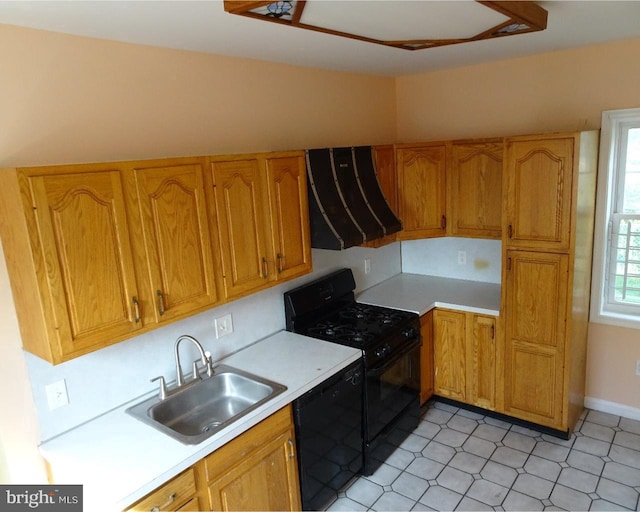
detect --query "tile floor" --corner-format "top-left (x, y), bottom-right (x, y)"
top-left (325, 400), bottom-right (640, 511)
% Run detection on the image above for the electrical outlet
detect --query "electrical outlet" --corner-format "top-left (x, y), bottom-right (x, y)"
top-left (45, 379), bottom-right (69, 410)
top-left (636, 359), bottom-right (640, 376)
top-left (215, 313), bottom-right (233, 339)
top-left (364, 258), bottom-right (372, 275)
top-left (457, 251), bottom-right (467, 265)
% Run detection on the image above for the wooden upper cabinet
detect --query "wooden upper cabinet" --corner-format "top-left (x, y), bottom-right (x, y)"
top-left (210, 151), bottom-right (310, 300)
top-left (448, 141), bottom-right (503, 239)
top-left (504, 135), bottom-right (575, 251)
top-left (396, 143), bottom-right (447, 239)
top-left (131, 159), bottom-right (221, 323)
top-left (265, 154), bottom-right (311, 281)
top-left (5, 166), bottom-right (143, 363)
top-left (373, 145), bottom-right (398, 214)
top-left (503, 250), bottom-right (568, 428)
top-left (362, 145), bottom-right (398, 248)
top-left (210, 157), bottom-right (272, 299)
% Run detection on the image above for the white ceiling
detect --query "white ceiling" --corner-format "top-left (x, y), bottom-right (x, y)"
top-left (1, 1), bottom-right (640, 76)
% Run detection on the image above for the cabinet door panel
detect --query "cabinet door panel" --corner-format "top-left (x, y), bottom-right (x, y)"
top-left (397, 145), bottom-right (446, 239)
top-left (419, 311), bottom-right (434, 404)
top-left (30, 170), bottom-right (141, 356)
top-left (211, 159), bottom-right (270, 298)
top-left (449, 142), bottom-right (502, 238)
top-left (134, 162), bottom-right (219, 322)
top-left (468, 315), bottom-right (496, 410)
top-left (504, 250), bottom-right (568, 428)
top-left (433, 309), bottom-right (466, 401)
top-left (505, 137), bottom-right (574, 250)
top-left (266, 155), bottom-right (311, 280)
top-left (208, 430), bottom-right (300, 512)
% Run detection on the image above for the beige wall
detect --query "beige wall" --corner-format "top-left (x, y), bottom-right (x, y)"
top-left (396, 38), bottom-right (640, 142)
top-left (0, 24), bottom-right (396, 168)
top-left (0, 24), bottom-right (396, 482)
top-left (397, 37), bottom-right (640, 410)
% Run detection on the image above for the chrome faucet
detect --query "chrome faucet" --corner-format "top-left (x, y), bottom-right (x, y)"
top-left (174, 335), bottom-right (214, 387)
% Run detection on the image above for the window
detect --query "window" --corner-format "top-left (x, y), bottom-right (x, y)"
top-left (591, 108), bottom-right (640, 328)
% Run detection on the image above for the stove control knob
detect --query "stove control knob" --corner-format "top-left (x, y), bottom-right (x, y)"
top-left (375, 344), bottom-right (391, 358)
top-left (402, 327), bottom-right (418, 340)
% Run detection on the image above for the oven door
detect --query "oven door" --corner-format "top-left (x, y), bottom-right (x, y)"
top-left (365, 338), bottom-right (421, 442)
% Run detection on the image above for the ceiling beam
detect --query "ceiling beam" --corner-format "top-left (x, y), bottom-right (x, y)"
top-left (480, 1), bottom-right (548, 30)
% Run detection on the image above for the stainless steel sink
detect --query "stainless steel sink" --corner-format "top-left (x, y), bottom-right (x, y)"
top-left (126, 365), bottom-right (287, 444)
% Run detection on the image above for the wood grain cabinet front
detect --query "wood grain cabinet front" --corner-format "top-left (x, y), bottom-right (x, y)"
top-left (361, 145), bottom-right (399, 248)
top-left (0, 164), bottom-right (144, 364)
top-left (432, 309), bottom-right (498, 411)
top-left (205, 405), bottom-right (302, 512)
top-left (419, 311), bottom-right (434, 405)
top-left (128, 158), bottom-right (222, 324)
top-left (124, 466), bottom-right (200, 512)
top-left (396, 143), bottom-right (447, 240)
top-left (500, 131), bottom-right (599, 433)
top-left (210, 152), bottom-right (311, 300)
top-left (448, 140), bottom-right (503, 239)
top-left (503, 136), bottom-right (575, 251)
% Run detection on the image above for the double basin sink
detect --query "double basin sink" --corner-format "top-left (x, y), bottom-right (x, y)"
top-left (126, 365), bottom-right (287, 445)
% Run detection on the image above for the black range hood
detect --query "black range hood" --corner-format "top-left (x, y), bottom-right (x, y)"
top-left (305, 146), bottom-right (402, 250)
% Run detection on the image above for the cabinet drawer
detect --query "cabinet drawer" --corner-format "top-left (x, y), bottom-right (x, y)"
top-left (127, 468), bottom-right (196, 512)
top-left (204, 405), bottom-right (292, 481)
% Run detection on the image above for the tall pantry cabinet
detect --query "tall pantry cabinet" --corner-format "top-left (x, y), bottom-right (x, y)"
top-left (500, 131), bottom-right (599, 434)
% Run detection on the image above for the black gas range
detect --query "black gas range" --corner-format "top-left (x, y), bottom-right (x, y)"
top-left (284, 269), bottom-right (421, 482)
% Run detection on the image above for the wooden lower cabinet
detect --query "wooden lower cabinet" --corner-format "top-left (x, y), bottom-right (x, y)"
top-left (125, 406), bottom-right (300, 512)
top-left (419, 311), bottom-right (434, 404)
top-left (503, 250), bottom-right (569, 429)
top-left (125, 466), bottom-right (200, 512)
top-left (467, 314), bottom-right (497, 411)
top-left (433, 308), bottom-right (497, 411)
top-left (433, 309), bottom-right (467, 402)
top-left (205, 405), bottom-right (301, 511)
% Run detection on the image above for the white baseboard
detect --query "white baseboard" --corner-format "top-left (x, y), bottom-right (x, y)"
top-left (584, 396), bottom-right (640, 421)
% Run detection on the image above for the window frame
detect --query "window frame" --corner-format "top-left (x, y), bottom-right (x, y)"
top-left (591, 107), bottom-right (640, 329)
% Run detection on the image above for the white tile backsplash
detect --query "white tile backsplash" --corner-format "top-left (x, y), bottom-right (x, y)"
top-left (401, 238), bottom-right (502, 284)
top-left (27, 243), bottom-right (402, 441)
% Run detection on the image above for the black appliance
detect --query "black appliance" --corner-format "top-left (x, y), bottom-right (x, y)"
top-left (292, 359), bottom-right (363, 511)
top-left (284, 268), bottom-right (421, 479)
top-left (305, 146), bottom-right (402, 250)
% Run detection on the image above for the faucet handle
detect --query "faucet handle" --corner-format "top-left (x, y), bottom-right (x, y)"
top-left (150, 376), bottom-right (168, 400)
top-left (205, 351), bottom-right (214, 377)
top-left (192, 359), bottom-right (201, 380)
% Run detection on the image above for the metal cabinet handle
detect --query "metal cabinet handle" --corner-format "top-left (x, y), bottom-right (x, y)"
top-left (150, 493), bottom-right (175, 512)
top-left (441, 215), bottom-right (447, 230)
top-left (132, 296), bottom-right (141, 323)
top-left (507, 224), bottom-right (513, 238)
top-left (261, 257), bottom-right (269, 278)
top-left (287, 438), bottom-right (295, 460)
top-left (277, 253), bottom-right (284, 273)
top-left (490, 324), bottom-right (495, 339)
top-left (156, 289), bottom-right (166, 316)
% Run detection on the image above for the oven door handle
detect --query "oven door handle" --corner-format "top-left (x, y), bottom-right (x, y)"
top-left (367, 338), bottom-right (421, 377)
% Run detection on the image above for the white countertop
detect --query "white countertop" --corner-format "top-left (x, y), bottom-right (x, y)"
top-left (357, 273), bottom-right (501, 316)
top-left (39, 331), bottom-right (361, 511)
